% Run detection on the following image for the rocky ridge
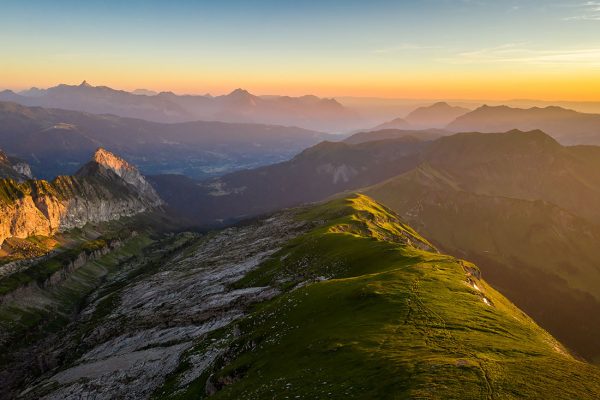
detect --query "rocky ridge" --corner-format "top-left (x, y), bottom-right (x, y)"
top-left (0, 148), bottom-right (162, 245)
top-left (16, 212), bottom-right (311, 399)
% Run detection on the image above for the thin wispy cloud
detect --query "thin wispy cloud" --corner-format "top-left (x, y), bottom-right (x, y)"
top-left (563, 1), bottom-right (600, 21)
top-left (439, 43), bottom-right (600, 66)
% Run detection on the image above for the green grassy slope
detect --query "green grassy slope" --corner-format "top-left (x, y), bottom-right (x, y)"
top-left (366, 163), bottom-right (600, 362)
top-left (155, 194), bottom-right (600, 399)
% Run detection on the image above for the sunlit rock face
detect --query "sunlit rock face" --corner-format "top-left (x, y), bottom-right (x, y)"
top-left (88, 148), bottom-right (162, 205)
top-left (0, 148), bottom-right (162, 245)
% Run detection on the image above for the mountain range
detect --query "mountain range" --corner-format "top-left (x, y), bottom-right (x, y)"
top-left (447, 104), bottom-right (600, 145)
top-left (0, 101), bottom-right (337, 180)
top-left (0, 81), bottom-right (361, 132)
top-left (365, 130), bottom-right (600, 361)
top-left (2, 89), bottom-right (600, 398)
top-left (149, 128), bottom-right (600, 362)
top-left (148, 136), bottom-right (429, 227)
top-left (365, 102), bottom-right (600, 146)
top-left (367, 102), bottom-right (470, 131)
top-left (405, 101), bottom-right (471, 128)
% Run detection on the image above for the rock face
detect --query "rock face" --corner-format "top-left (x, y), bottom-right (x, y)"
top-left (0, 149), bottom-right (32, 182)
top-left (15, 212), bottom-right (309, 399)
top-left (0, 148), bottom-right (162, 245)
top-left (10, 162), bottom-right (33, 179)
top-left (79, 147), bottom-right (162, 205)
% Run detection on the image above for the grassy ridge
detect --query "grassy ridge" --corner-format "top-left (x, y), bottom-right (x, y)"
top-left (157, 194), bottom-right (600, 399)
top-left (365, 164), bottom-right (600, 362)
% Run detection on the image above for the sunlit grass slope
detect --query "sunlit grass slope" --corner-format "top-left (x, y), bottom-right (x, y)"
top-left (157, 194), bottom-right (600, 399)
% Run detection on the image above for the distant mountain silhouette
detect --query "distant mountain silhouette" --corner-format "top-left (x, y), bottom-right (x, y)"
top-left (447, 105), bottom-right (600, 145)
top-left (131, 88), bottom-right (158, 96)
top-left (0, 81), bottom-right (361, 131)
top-left (368, 117), bottom-right (412, 131)
top-left (405, 101), bottom-right (470, 128)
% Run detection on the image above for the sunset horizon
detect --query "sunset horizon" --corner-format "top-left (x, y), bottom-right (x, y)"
top-left (3, 0), bottom-right (600, 101)
top-left (3, 1), bottom-right (600, 399)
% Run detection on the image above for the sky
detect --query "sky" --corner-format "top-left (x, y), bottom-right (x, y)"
top-left (1, 0), bottom-right (600, 100)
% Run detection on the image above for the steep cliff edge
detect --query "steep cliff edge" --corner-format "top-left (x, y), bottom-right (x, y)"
top-left (0, 148), bottom-right (162, 245)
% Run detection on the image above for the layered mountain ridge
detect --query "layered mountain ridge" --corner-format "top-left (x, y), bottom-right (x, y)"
top-left (447, 104), bottom-right (600, 145)
top-left (150, 128), bottom-right (600, 362)
top-left (0, 148), bottom-right (162, 245)
top-left (0, 101), bottom-right (337, 179)
top-left (0, 81), bottom-right (361, 131)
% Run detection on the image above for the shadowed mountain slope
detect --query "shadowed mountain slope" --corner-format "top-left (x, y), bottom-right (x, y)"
top-left (365, 130), bottom-right (600, 361)
top-left (0, 101), bottom-right (336, 179)
top-left (447, 105), bottom-right (600, 145)
top-left (152, 129), bottom-right (600, 362)
top-left (149, 137), bottom-right (430, 227)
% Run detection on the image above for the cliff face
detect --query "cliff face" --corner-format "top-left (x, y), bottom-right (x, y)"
top-left (0, 150), bottom-right (31, 182)
top-left (0, 148), bottom-right (162, 244)
top-left (81, 148), bottom-right (162, 204)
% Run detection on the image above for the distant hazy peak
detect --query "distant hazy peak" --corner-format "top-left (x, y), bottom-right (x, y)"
top-left (132, 88), bottom-right (158, 96)
top-left (472, 104), bottom-right (574, 113)
top-left (403, 102), bottom-right (471, 129)
top-left (227, 88), bottom-right (253, 97)
top-left (408, 101), bottom-right (470, 114)
top-left (79, 80), bottom-right (93, 88)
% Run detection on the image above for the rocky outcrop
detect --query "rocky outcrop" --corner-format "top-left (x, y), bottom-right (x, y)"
top-left (10, 161), bottom-right (33, 180)
top-left (0, 149), bottom-right (32, 182)
top-left (79, 147), bottom-right (162, 205)
top-left (5, 213), bottom-right (309, 399)
top-left (0, 238), bottom-right (123, 305)
top-left (0, 149), bottom-right (162, 245)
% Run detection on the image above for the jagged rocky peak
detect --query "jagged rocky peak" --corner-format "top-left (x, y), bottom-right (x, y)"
top-left (92, 147), bottom-right (137, 176)
top-left (0, 147), bottom-right (163, 245)
top-left (83, 147), bottom-right (163, 205)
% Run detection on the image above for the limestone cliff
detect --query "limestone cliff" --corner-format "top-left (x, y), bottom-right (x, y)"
top-left (0, 150), bottom-right (31, 182)
top-left (0, 148), bottom-right (162, 245)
